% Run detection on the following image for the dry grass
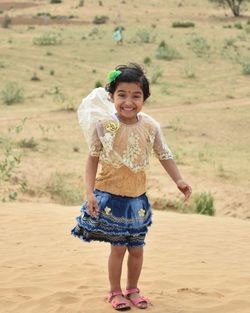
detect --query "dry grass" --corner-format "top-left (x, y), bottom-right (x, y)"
top-left (0, 0), bottom-right (250, 219)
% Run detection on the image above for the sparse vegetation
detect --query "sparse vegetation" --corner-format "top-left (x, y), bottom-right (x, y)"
top-left (50, 0), bottom-right (62, 3)
top-left (33, 33), bottom-right (62, 45)
top-left (93, 15), bottom-right (109, 24)
top-left (150, 66), bottom-right (163, 84)
top-left (46, 171), bottom-right (83, 205)
top-left (208, 0), bottom-right (250, 17)
top-left (1, 81), bottom-right (24, 105)
top-left (192, 192), bottom-right (215, 216)
top-left (155, 40), bottom-right (181, 60)
top-left (18, 138), bottom-right (39, 150)
top-left (184, 61), bottom-right (196, 78)
top-left (152, 192), bottom-right (215, 216)
top-left (188, 35), bottom-right (210, 57)
top-left (241, 60), bottom-right (250, 75)
top-left (1, 15), bottom-right (11, 28)
top-left (95, 80), bottom-right (103, 88)
top-left (143, 57), bottom-right (152, 66)
top-left (172, 21), bottom-right (195, 28)
top-left (0, 0), bottom-right (249, 218)
top-left (136, 29), bottom-right (156, 43)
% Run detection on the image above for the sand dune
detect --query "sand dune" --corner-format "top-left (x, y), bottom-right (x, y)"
top-left (1, 202), bottom-right (250, 313)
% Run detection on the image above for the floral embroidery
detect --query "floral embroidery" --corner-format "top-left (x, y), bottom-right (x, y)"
top-left (122, 133), bottom-right (141, 169)
top-left (93, 115), bottom-right (173, 172)
top-left (104, 207), bottom-right (112, 215)
top-left (105, 121), bottom-right (120, 133)
top-left (138, 208), bottom-right (145, 217)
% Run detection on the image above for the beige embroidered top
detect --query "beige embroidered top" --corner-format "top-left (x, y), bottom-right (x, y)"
top-left (89, 113), bottom-right (173, 197)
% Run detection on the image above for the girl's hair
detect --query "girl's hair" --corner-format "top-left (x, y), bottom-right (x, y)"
top-left (105, 63), bottom-right (151, 100)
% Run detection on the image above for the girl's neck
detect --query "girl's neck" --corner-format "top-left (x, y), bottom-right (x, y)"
top-left (115, 113), bottom-right (139, 125)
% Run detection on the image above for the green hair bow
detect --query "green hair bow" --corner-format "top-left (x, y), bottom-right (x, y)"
top-left (107, 70), bottom-right (122, 83)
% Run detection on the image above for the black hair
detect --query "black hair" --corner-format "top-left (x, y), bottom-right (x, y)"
top-left (105, 63), bottom-right (151, 100)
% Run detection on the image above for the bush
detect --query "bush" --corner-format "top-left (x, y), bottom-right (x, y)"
top-left (143, 56), bottom-right (151, 66)
top-left (234, 22), bottom-right (243, 29)
top-left (136, 29), bottom-right (155, 43)
top-left (188, 35), bottom-right (210, 57)
top-left (1, 81), bottom-right (24, 105)
top-left (241, 61), bottom-right (250, 75)
top-left (172, 21), bottom-right (195, 28)
top-left (184, 62), bottom-right (196, 78)
top-left (155, 40), bottom-right (181, 60)
top-left (95, 80), bottom-right (103, 88)
top-left (192, 192), bottom-right (215, 216)
top-left (1, 15), bottom-right (11, 28)
top-left (150, 66), bottom-right (163, 84)
top-left (93, 15), bottom-right (109, 24)
top-left (46, 171), bottom-right (83, 205)
top-left (33, 33), bottom-right (62, 46)
top-left (50, 0), bottom-right (62, 3)
top-left (18, 138), bottom-right (38, 150)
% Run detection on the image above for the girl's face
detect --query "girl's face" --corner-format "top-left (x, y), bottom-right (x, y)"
top-left (110, 82), bottom-right (144, 124)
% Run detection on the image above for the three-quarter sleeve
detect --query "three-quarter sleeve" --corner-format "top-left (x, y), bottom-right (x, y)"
top-left (153, 126), bottom-right (173, 160)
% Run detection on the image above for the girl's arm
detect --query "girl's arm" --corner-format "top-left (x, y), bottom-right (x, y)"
top-left (85, 155), bottom-right (100, 217)
top-left (159, 159), bottom-right (192, 200)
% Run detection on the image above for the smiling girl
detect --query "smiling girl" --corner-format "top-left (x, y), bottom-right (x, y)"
top-left (71, 63), bottom-right (192, 310)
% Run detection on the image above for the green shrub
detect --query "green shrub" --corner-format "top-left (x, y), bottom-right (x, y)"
top-left (0, 145), bottom-right (22, 181)
top-left (46, 171), bottom-right (83, 205)
top-left (93, 15), bottom-right (109, 24)
top-left (95, 80), bottom-right (103, 88)
top-left (1, 81), bottom-right (24, 105)
top-left (151, 66), bottom-right (163, 84)
top-left (184, 62), bottom-right (196, 78)
top-left (234, 22), bottom-right (243, 29)
top-left (172, 21), bottom-right (195, 28)
top-left (245, 25), bottom-right (250, 34)
top-left (18, 138), bottom-right (38, 150)
top-left (33, 33), bottom-right (62, 46)
top-left (188, 35), bottom-right (210, 57)
top-left (31, 73), bottom-right (40, 81)
top-left (78, 0), bottom-right (84, 7)
top-left (155, 40), bottom-right (181, 60)
top-left (50, 0), bottom-right (62, 3)
top-left (143, 56), bottom-right (151, 65)
top-left (1, 15), bottom-right (11, 28)
top-left (136, 29), bottom-right (155, 43)
top-left (192, 192), bottom-right (215, 216)
top-left (37, 12), bottom-right (51, 18)
top-left (241, 61), bottom-right (250, 75)
top-left (152, 192), bottom-right (215, 216)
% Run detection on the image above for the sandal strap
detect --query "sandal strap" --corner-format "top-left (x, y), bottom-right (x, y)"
top-left (108, 290), bottom-right (124, 302)
top-left (130, 295), bottom-right (148, 306)
top-left (124, 287), bottom-right (140, 296)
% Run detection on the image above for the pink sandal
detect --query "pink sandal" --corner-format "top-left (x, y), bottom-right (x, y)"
top-left (124, 288), bottom-right (149, 309)
top-left (108, 290), bottom-right (131, 311)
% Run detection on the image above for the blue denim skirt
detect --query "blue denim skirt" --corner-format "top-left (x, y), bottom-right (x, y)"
top-left (71, 189), bottom-right (152, 247)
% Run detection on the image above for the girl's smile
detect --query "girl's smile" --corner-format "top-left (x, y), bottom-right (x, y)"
top-left (110, 82), bottom-right (144, 124)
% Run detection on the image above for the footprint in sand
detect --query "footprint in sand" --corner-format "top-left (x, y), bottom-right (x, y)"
top-left (177, 288), bottom-right (224, 298)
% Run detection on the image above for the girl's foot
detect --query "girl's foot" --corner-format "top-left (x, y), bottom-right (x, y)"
top-left (125, 288), bottom-right (148, 309)
top-left (108, 290), bottom-right (131, 311)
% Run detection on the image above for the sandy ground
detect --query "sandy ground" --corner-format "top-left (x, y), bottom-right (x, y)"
top-left (1, 202), bottom-right (250, 313)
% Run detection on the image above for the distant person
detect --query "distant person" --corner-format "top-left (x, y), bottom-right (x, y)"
top-left (113, 26), bottom-right (123, 45)
top-left (71, 63), bottom-right (192, 310)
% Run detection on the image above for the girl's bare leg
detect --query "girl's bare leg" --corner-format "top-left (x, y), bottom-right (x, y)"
top-left (126, 247), bottom-right (147, 308)
top-left (108, 245), bottom-right (128, 308)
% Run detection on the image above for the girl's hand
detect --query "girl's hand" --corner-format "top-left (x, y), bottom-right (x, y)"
top-left (176, 180), bottom-right (192, 201)
top-left (86, 193), bottom-right (100, 217)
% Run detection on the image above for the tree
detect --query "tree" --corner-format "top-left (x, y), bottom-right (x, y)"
top-left (209, 0), bottom-right (250, 16)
